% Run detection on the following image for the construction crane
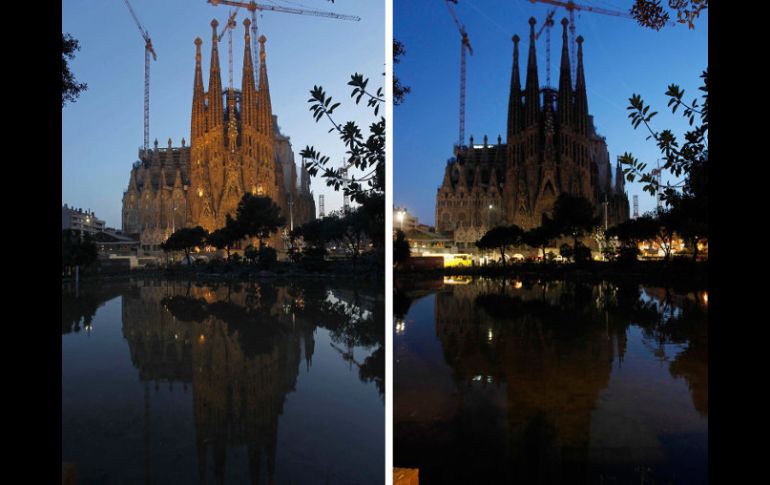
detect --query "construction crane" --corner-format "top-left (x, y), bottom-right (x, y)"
top-left (208, 1), bottom-right (360, 85)
top-left (217, 10), bottom-right (239, 93)
top-left (123, 0), bottom-right (157, 153)
top-left (534, 9), bottom-right (556, 88)
top-left (528, 0), bottom-right (635, 85)
top-left (445, 0), bottom-right (473, 148)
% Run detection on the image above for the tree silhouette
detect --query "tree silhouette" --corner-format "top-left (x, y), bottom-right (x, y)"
top-left (476, 225), bottom-right (524, 269)
top-left (393, 230), bottom-right (411, 266)
top-left (234, 194), bottom-right (285, 249)
top-left (62, 33), bottom-right (87, 107)
top-left (551, 194), bottom-right (599, 252)
top-left (631, 0), bottom-right (707, 30)
top-left (161, 226), bottom-right (208, 264)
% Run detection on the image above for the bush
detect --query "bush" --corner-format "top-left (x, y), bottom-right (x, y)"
top-left (617, 246), bottom-right (640, 265)
top-left (231, 253), bottom-right (242, 264)
top-left (574, 244), bottom-right (592, 264)
top-left (559, 243), bottom-right (573, 262)
top-left (244, 244), bottom-right (259, 265)
top-left (259, 247), bottom-right (277, 269)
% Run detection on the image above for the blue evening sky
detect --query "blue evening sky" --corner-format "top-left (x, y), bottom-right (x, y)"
top-left (62, 0), bottom-right (384, 228)
top-left (394, 0), bottom-right (707, 226)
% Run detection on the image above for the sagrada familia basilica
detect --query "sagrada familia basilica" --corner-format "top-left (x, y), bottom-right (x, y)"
top-left (436, 18), bottom-right (629, 247)
top-left (122, 18), bottom-right (315, 251)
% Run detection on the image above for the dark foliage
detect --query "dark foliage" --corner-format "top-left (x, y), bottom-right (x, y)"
top-left (62, 33), bottom-right (87, 107)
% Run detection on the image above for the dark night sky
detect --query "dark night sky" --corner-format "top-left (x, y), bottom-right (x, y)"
top-left (394, 0), bottom-right (707, 225)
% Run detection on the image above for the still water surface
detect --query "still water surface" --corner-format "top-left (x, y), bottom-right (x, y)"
top-left (394, 276), bottom-right (707, 484)
top-left (63, 278), bottom-right (383, 484)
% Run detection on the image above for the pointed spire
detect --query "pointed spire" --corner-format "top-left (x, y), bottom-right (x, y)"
top-left (507, 35), bottom-right (523, 138)
top-left (174, 169), bottom-right (183, 188)
top-left (441, 163), bottom-right (453, 189)
top-left (615, 160), bottom-right (625, 194)
top-left (207, 19), bottom-right (224, 131)
top-left (129, 168), bottom-right (139, 192)
top-left (524, 17), bottom-right (540, 127)
top-left (240, 18), bottom-right (256, 128)
top-left (257, 35), bottom-right (274, 138)
top-left (574, 35), bottom-right (589, 135)
top-left (557, 18), bottom-right (572, 127)
top-left (191, 38), bottom-right (206, 142)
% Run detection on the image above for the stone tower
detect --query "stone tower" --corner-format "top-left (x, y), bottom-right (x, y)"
top-left (189, 19), bottom-right (279, 232)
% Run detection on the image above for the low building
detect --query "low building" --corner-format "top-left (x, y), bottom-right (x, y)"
top-left (91, 229), bottom-right (140, 256)
top-left (62, 204), bottom-right (106, 234)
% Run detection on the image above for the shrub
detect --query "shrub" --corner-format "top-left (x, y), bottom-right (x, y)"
top-left (574, 244), bottom-right (592, 264)
top-left (259, 247), bottom-right (277, 269)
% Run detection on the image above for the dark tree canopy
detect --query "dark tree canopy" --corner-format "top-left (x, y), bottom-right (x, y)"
top-left (523, 217), bottom-right (560, 262)
top-left (393, 230), bottom-right (410, 266)
top-left (62, 33), bottom-right (87, 107)
top-left (393, 39), bottom-right (411, 106)
top-left (551, 194), bottom-right (599, 246)
top-left (161, 226), bottom-right (208, 264)
top-left (235, 194), bottom-right (285, 246)
top-left (631, 0), bottom-right (707, 30)
top-left (477, 225), bottom-right (524, 268)
top-left (62, 230), bottom-right (98, 272)
top-left (206, 214), bottom-right (241, 260)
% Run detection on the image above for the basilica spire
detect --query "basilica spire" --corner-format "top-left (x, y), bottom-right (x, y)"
top-left (191, 38), bottom-right (206, 142)
top-left (524, 17), bottom-right (540, 127)
top-left (507, 35), bottom-right (523, 138)
top-left (240, 18), bottom-right (256, 128)
top-left (257, 35), bottom-right (274, 138)
top-left (207, 19), bottom-right (224, 131)
top-left (574, 35), bottom-right (589, 135)
top-left (557, 18), bottom-right (572, 127)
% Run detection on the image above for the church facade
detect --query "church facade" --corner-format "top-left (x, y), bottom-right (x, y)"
top-left (122, 18), bottom-right (315, 251)
top-left (436, 18), bottom-right (629, 247)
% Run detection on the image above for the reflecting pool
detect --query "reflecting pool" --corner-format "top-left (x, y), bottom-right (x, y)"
top-left (63, 278), bottom-right (384, 484)
top-left (394, 277), bottom-right (707, 484)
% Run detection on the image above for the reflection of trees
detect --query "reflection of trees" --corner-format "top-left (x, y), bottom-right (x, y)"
top-left (401, 278), bottom-right (707, 483)
top-left (118, 278), bottom-right (381, 483)
top-left (61, 282), bottom-right (124, 334)
top-left (291, 284), bottom-right (384, 397)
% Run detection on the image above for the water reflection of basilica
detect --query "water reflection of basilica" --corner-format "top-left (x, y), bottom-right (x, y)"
top-left (119, 278), bottom-right (382, 484)
top-left (396, 277), bottom-right (707, 484)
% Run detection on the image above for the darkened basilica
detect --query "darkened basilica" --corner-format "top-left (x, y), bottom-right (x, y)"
top-left (436, 17), bottom-right (629, 246)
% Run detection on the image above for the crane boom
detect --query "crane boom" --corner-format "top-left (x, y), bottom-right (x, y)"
top-left (529, 0), bottom-right (634, 86)
top-left (529, 0), bottom-right (633, 19)
top-left (534, 10), bottom-right (555, 87)
top-left (208, 0), bottom-right (360, 94)
top-left (208, 0), bottom-right (360, 22)
top-left (123, 0), bottom-right (156, 152)
top-left (218, 10), bottom-right (239, 41)
top-left (445, 0), bottom-right (472, 148)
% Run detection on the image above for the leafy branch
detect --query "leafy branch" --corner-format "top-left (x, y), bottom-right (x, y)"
top-left (301, 73), bottom-right (385, 202)
top-left (619, 69), bottom-right (708, 203)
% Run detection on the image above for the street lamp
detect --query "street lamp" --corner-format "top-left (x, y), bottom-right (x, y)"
top-left (487, 204), bottom-right (493, 228)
